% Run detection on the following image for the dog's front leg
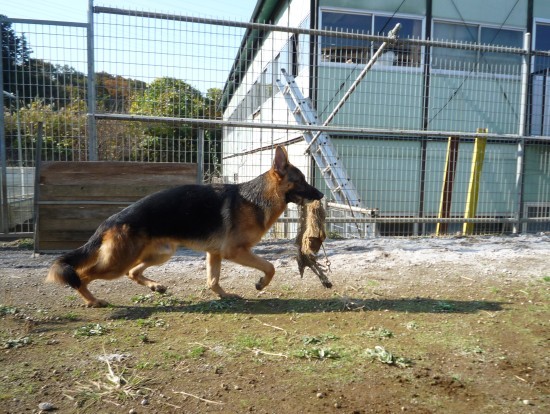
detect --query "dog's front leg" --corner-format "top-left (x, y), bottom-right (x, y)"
top-left (206, 252), bottom-right (241, 299)
top-left (225, 248), bottom-right (275, 291)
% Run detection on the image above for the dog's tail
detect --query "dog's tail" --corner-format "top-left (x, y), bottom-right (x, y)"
top-left (46, 237), bottom-right (101, 289)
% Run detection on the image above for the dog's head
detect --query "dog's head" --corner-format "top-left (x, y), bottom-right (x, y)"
top-left (272, 146), bottom-right (324, 205)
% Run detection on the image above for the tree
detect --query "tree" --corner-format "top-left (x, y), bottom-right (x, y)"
top-left (1, 16), bottom-right (31, 107)
top-left (96, 72), bottom-right (146, 113)
top-left (129, 77), bottom-right (207, 162)
top-left (204, 88), bottom-right (223, 180)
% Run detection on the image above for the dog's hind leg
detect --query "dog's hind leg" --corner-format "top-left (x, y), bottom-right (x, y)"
top-left (126, 241), bottom-right (176, 293)
top-left (225, 248), bottom-right (275, 292)
top-left (76, 281), bottom-right (110, 308)
top-left (127, 262), bottom-right (168, 293)
top-left (206, 252), bottom-right (241, 299)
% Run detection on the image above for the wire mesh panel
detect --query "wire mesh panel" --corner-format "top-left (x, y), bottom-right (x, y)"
top-left (92, 8), bottom-right (243, 171)
top-left (2, 3), bottom-right (550, 238)
top-left (1, 18), bottom-right (88, 234)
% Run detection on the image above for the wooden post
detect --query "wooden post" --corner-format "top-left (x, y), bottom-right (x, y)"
top-left (436, 136), bottom-right (459, 235)
top-left (463, 128), bottom-right (488, 235)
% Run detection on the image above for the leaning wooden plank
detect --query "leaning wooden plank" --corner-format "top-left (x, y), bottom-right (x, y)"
top-left (36, 161), bottom-right (198, 252)
top-left (39, 162), bottom-right (197, 186)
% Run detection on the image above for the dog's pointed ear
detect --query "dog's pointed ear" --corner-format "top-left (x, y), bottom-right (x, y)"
top-left (272, 146), bottom-right (289, 177)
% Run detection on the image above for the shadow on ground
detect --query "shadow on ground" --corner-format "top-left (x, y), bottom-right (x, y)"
top-left (105, 297), bottom-right (506, 320)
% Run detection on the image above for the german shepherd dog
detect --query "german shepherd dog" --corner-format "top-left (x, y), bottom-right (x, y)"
top-left (47, 146), bottom-right (323, 307)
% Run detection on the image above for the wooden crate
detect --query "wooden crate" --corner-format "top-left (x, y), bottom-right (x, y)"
top-left (35, 162), bottom-right (197, 252)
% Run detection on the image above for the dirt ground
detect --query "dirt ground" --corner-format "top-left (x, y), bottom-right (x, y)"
top-left (0, 235), bottom-right (548, 414)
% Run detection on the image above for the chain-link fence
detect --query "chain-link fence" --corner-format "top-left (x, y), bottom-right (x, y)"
top-left (2, 2), bottom-right (550, 238)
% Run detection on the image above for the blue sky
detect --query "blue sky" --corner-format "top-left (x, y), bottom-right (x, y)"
top-left (2, 1), bottom-right (257, 23)
top-left (2, 1), bottom-right (259, 93)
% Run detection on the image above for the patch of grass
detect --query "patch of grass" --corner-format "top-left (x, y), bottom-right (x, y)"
top-left (131, 294), bottom-right (152, 304)
top-left (233, 334), bottom-right (265, 350)
top-left (3, 336), bottom-right (31, 349)
top-left (153, 294), bottom-right (187, 307)
top-left (131, 293), bottom-right (186, 308)
top-left (463, 345), bottom-right (484, 355)
top-left (365, 280), bottom-right (380, 287)
top-left (365, 346), bottom-right (412, 368)
top-left (294, 347), bottom-right (340, 360)
top-left (405, 321), bottom-right (419, 330)
top-left (162, 351), bottom-right (184, 362)
top-left (65, 357), bottom-right (155, 407)
top-left (433, 301), bottom-right (456, 313)
top-left (0, 392), bottom-right (14, 401)
top-left (192, 299), bottom-right (237, 312)
top-left (0, 305), bottom-right (18, 316)
top-left (1, 238), bottom-right (34, 249)
top-left (542, 276), bottom-right (550, 283)
top-left (136, 318), bottom-right (166, 328)
top-left (74, 323), bottom-right (109, 337)
top-left (187, 345), bottom-right (207, 358)
top-left (302, 333), bottom-right (338, 345)
top-left (62, 312), bottom-right (79, 321)
top-left (361, 327), bottom-right (394, 339)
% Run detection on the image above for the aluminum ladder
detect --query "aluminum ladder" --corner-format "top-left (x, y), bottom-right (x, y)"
top-left (276, 68), bottom-right (362, 208)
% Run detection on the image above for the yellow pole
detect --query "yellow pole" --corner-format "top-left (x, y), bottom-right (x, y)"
top-left (463, 128), bottom-right (488, 235)
top-left (436, 137), bottom-right (459, 235)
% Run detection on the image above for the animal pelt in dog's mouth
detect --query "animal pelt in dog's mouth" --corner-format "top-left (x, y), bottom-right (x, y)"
top-left (295, 199), bottom-right (332, 288)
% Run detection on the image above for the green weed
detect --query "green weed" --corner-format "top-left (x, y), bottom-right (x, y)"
top-left (62, 312), bottom-right (79, 321)
top-left (74, 323), bottom-right (109, 337)
top-left (294, 347), bottom-right (340, 360)
top-left (0, 305), bottom-right (18, 316)
top-left (234, 334), bottom-right (265, 350)
top-left (302, 333), bottom-right (338, 345)
top-left (405, 321), bottom-right (419, 330)
top-left (361, 327), bottom-right (394, 339)
top-left (3, 336), bottom-right (31, 349)
top-left (136, 318), bottom-right (166, 328)
top-left (434, 301), bottom-right (456, 312)
top-left (365, 346), bottom-right (412, 368)
top-left (187, 345), bottom-right (207, 358)
top-left (162, 351), bottom-right (184, 362)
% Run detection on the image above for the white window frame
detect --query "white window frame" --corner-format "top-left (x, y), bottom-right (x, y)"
top-left (533, 18), bottom-right (550, 74)
top-left (431, 18), bottom-right (524, 78)
top-left (318, 6), bottom-right (425, 73)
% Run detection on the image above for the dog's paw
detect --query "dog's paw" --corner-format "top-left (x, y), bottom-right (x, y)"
top-left (255, 278), bottom-right (266, 291)
top-left (85, 299), bottom-right (109, 308)
top-left (150, 284), bottom-right (167, 294)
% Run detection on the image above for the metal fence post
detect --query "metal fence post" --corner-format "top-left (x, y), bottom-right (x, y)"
top-left (33, 122), bottom-right (43, 250)
top-left (0, 49), bottom-right (9, 233)
top-left (514, 32), bottom-right (531, 233)
top-left (87, 0), bottom-right (98, 161)
top-left (197, 129), bottom-right (204, 184)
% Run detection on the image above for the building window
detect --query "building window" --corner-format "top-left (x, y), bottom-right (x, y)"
top-left (373, 15), bottom-right (423, 67)
top-left (534, 21), bottom-right (550, 73)
top-left (432, 21), bottom-right (523, 73)
top-left (321, 11), bottom-right (372, 64)
top-left (320, 9), bottom-right (422, 68)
